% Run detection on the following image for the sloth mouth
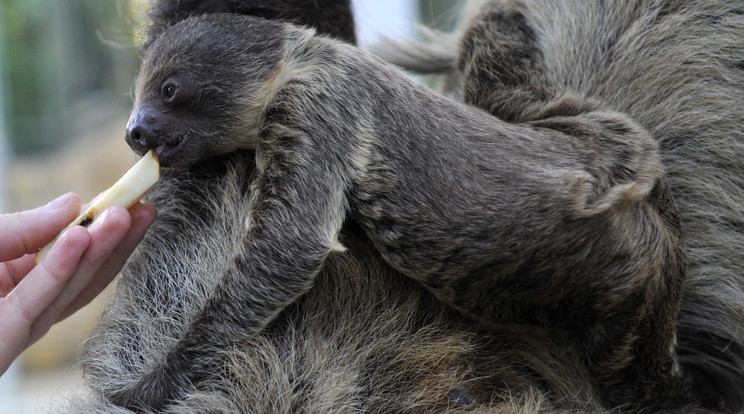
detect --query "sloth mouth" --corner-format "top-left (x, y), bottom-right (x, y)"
top-left (153, 136), bottom-right (184, 167)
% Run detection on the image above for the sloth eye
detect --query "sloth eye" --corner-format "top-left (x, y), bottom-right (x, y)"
top-left (161, 81), bottom-right (178, 102)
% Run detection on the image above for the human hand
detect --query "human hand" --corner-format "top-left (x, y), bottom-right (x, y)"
top-left (0, 192), bottom-right (156, 374)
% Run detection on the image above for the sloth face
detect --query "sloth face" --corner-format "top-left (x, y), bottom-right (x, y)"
top-left (126, 14), bottom-right (284, 168)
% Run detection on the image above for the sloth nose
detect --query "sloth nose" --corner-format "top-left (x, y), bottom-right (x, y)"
top-left (125, 107), bottom-right (158, 155)
top-left (126, 124), bottom-right (152, 155)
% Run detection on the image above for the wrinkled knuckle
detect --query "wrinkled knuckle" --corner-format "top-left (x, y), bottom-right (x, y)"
top-left (3, 291), bottom-right (35, 325)
top-left (38, 258), bottom-right (71, 284)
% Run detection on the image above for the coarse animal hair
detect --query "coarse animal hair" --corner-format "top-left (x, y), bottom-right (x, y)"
top-left (382, 0), bottom-right (744, 410)
top-left (63, 154), bottom-right (608, 414)
top-left (124, 7), bottom-right (685, 412)
top-left (61, 0), bottom-right (744, 413)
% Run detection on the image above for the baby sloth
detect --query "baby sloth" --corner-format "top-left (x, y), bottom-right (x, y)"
top-left (121, 13), bottom-right (686, 412)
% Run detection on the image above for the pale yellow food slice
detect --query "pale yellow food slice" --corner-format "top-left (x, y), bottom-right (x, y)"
top-left (35, 149), bottom-right (160, 263)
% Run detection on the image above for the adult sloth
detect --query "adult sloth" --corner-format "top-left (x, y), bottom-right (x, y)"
top-left (64, 1), bottom-right (744, 413)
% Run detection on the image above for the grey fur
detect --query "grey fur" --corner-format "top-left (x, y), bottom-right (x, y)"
top-left (386, 0), bottom-right (744, 410)
top-left (63, 0), bottom-right (744, 413)
top-left (65, 155), bottom-right (610, 414)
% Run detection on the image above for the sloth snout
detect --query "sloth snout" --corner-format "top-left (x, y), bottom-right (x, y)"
top-left (125, 106), bottom-right (159, 155)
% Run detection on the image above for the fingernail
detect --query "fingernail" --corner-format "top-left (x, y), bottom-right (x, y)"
top-left (46, 192), bottom-right (74, 210)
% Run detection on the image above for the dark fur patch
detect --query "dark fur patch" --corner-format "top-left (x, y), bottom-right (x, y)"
top-left (457, 7), bottom-right (549, 121)
top-left (146, 0), bottom-right (356, 48)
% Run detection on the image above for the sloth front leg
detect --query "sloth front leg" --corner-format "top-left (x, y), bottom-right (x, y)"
top-left (110, 131), bottom-right (349, 412)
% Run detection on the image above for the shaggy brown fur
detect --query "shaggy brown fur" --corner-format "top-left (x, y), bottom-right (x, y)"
top-left (61, 1), bottom-right (744, 413)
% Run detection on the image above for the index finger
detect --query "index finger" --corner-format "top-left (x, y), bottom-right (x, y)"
top-left (0, 193), bottom-right (81, 262)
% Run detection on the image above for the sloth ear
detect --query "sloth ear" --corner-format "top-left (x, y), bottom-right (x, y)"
top-left (143, 0), bottom-right (356, 51)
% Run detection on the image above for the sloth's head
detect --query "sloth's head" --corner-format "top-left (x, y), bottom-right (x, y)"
top-left (126, 14), bottom-right (284, 168)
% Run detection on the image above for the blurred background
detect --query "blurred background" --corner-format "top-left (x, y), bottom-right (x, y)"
top-left (0, 0), bottom-right (459, 412)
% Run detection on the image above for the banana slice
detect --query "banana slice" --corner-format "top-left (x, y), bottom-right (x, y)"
top-left (35, 149), bottom-right (160, 263)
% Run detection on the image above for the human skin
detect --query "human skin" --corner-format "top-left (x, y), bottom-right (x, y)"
top-left (0, 192), bottom-right (156, 374)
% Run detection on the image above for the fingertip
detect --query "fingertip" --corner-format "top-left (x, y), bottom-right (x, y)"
top-left (69, 193), bottom-right (82, 211)
top-left (45, 192), bottom-right (80, 211)
top-left (99, 206), bottom-right (133, 229)
top-left (56, 225), bottom-right (91, 251)
top-left (130, 201), bottom-right (157, 225)
top-left (131, 200), bottom-right (157, 215)
top-left (45, 193), bottom-right (82, 226)
top-left (43, 226), bottom-right (90, 278)
top-left (84, 208), bottom-right (132, 250)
